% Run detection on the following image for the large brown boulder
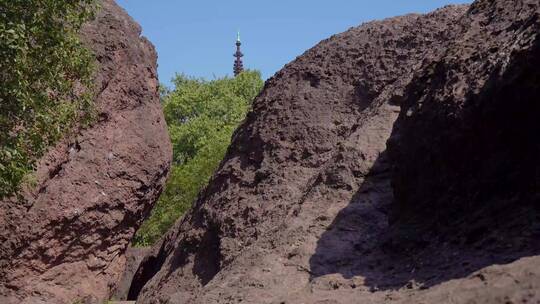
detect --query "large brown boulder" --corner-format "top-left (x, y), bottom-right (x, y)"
top-left (0, 1), bottom-right (172, 303)
top-left (388, 0), bottom-right (540, 239)
top-left (133, 0), bottom-right (539, 303)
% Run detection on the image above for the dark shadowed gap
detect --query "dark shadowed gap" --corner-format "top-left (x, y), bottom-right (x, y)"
top-left (127, 241), bottom-right (169, 300)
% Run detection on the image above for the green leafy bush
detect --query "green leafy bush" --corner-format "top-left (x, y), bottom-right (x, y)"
top-left (134, 71), bottom-right (264, 246)
top-left (0, 0), bottom-right (97, 198)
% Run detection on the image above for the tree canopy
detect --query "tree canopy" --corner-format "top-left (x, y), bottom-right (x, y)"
top-left (0, 0), bottom-right (97, 197)
top-left (134, 71), bottom-right (264, 246)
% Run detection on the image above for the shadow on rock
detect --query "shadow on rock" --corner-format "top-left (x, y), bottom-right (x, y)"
top-left (309, 32), bottom-right (540, 291)
top-left (309, 149), bottom-right (540, 291)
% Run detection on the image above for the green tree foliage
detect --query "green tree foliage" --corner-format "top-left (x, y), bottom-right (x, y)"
top-left (134, 71), bottom-right (264, 246)
top-left (0, 0), bottom-right (97, 198)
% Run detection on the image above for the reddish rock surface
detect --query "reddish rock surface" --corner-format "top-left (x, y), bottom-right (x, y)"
top-left (0, 1), bottom-right (172, 303)
top-left (133, 0), bottom-right (540, 303)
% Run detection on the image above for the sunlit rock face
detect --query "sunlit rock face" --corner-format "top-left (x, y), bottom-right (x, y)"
top-left (0, 1), bottom-right (172, 303)
top-left (134, 0), bottom-right (540, 303)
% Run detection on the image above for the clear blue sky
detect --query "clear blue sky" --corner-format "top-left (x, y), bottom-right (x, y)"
top-left (116, 0), bottom-right (471, 87)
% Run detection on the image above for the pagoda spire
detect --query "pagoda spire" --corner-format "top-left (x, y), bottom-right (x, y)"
top-left (234, 31), bottom-right (244, 76)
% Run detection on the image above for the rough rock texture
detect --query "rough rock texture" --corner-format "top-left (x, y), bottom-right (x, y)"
top-left (388, 0), bottom-right (540, 239)
top-left (133, 0), bottom-right (540, 303)
top-left (0, 1), bottom-right (172, 303)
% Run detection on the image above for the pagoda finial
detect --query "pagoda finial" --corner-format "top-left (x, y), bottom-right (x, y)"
top-left (234, 31), bottom-right (244, 77)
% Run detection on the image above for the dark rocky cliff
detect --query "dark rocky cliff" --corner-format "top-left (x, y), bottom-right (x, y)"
top-left (0, 1), bottom-right (172, 303)
top-left (133, 0), bottom-right (539, 303)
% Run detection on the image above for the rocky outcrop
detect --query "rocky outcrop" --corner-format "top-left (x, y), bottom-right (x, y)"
top-left (133, 0), bottom-right (539, 303)
top-left (388, 0), bottom-right (540, 239)
top-left (0, 1), bottom-right (172, 303)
